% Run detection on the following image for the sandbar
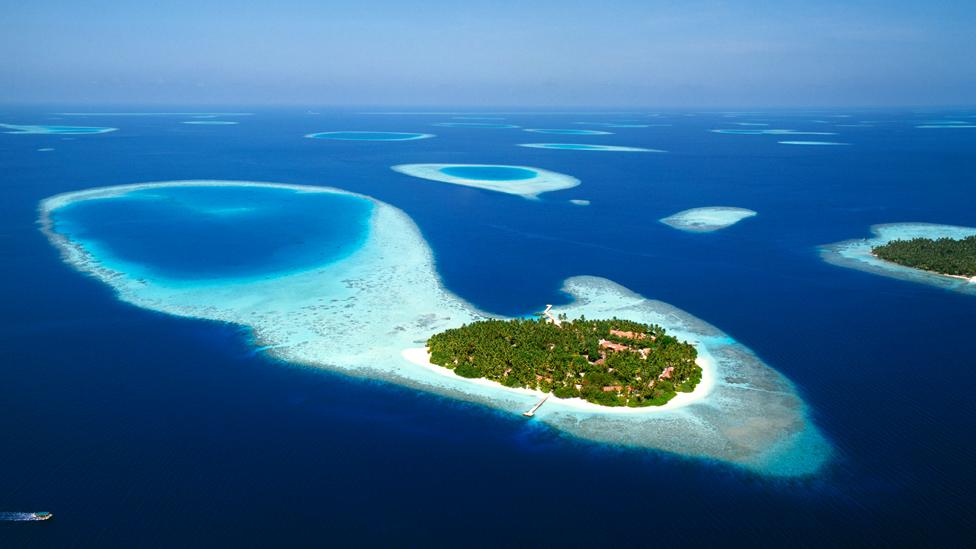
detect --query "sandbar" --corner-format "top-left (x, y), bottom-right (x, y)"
top-left (660, 207), bottom-right (757, 232)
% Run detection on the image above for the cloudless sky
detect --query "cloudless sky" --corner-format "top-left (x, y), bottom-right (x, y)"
top-left (2, 0), bottom-right (974, 107)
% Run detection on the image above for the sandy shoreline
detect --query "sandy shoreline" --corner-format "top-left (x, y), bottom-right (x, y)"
top-left (868, 252), bottom-right (976, 284)
top-left (401, 345), bottom-right (716, 415)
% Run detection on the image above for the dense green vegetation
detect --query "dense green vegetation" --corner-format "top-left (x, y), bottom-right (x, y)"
top-left (427, 317), bottom-right (701, 407)
top-left (873, 236), bottom-right (976, 277)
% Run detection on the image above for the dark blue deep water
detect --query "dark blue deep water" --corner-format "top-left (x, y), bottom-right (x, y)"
top-left (52, 186), bottom-right (372, 282)
top-left (1, 108), bottom-right (974, 546)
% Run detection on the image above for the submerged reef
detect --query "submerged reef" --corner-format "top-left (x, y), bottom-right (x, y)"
top-left (40, 181), bottom-right (829, 476)
top-left (915, 124), bottom-right (976, 129)
top-left (1, 123), bottom-right (117, 135)
top-left (433, 122), bottom-right (519, 129)
top-left (182, 120), bottom-right (239, 125)
top-left (711, 129), bottom-right (837, 136)
top-left (524, 129), bottom-right (613, 135)
top-left (778, 141), bottom-right (849, 146)
top-left (518, 143), bottom-right (663, 152)
top-left (576, 122), bottom-right (650, 128)
top-left (306, 131), bottom-right (434, 141)
top-left (391, 163), bottom-right (580, 199)
top-left (660, 207), bottom-right (757, 233)
top-left (54, 112), bottom-right (253, 117)
top-left (820, 223), bottom-right (976, 295)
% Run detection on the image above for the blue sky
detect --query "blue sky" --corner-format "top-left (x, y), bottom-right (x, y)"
top-left (2, 0), bottom-right (974, 107)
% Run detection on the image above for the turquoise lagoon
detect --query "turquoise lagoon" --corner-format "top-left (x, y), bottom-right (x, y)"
top-left (1, 123), bottom-right (117, 135)
top-left (439, 165), bottom-right (537, 181)
top-left (55, 112), bottom-right (253, 117)
top-left (577, 122), bottom-right (650, 128)
top-left (306, 131), bottom-right (434, 141)
top-left (182, 120), bottom-right (239, 125)
top-left (519, 143), bottom-right (663, 152)
top-left (711, 129), bottom-right (837, 136)
top-left (48, 184), bottom-right (372, 283)
top-left (524, 129), bottom-right (613, 135)
top-left (916, 123), bottom-right (976, 129)
top-left (391, 163), bottom-right (580, 198)
top-left (433, 122), bottom-right (519, 129)
top-left (40, 180), bottom-right (829, 476)
top-left (778, 141), bottom-right (849, 146)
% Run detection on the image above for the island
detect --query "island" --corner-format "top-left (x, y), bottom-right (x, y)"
top-left (40, 180), bottom-right (830, 476)
top-left (872, 235), bottom-right (976, 278)
top-left (426, 316), bottom-right (701, 407)
top-left (820, 223), bottom-right (976, 295)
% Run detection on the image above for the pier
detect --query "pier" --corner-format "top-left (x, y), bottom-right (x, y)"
top-left (542, 304), bottom-right (561, 326)
top-left (523, 395), bottom-right (550, 417)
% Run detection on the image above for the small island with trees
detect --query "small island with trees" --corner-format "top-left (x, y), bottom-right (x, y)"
top-left (872, 235), bottom-right (976, 279)
top-left (426, 315), bottom-right (702, 407)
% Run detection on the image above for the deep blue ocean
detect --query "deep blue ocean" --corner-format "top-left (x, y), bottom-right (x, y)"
top-left (1, 108), bottom-right (974, 546)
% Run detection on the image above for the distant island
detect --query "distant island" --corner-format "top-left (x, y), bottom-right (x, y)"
top-left (820, 223), bottom-right (976, 295)
top-left (872, 235), bottom-right (976, 279)
top-left (426, 315), bottom-right (702, 407)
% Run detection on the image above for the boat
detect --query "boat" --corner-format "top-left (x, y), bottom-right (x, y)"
top-left (31, 512), bottom-right (53, 521)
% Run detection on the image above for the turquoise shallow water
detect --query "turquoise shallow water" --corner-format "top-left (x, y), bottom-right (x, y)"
top-left (439, 165), bottom-right (537, 180)
top-left (50, 185), bottom-right (373, 283)
top-left (519, 143), bottom-right (656, 151)
top-left (306, 131), bottom-right (432, 141)
top-left (525, 128), bottom-right (612, 135)
top-left (0, 123), bottom-right (116, 134)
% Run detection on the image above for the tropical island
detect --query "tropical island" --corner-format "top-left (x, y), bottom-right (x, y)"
top-left (426, 315), bottom-right (702, 407)
top-left (872, 235), bottom-right (976, 278)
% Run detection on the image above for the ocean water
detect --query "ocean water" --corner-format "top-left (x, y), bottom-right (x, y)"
top-left (1, 108), bottom-right (975, 546)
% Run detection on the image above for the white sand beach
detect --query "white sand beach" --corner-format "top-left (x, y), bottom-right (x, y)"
top-left (401, 343), bottom-right (716, 415)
